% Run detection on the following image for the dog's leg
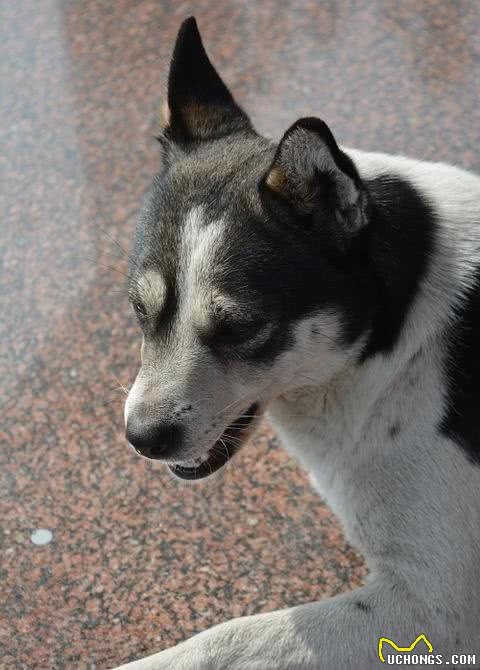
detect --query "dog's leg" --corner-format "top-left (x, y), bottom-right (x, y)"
top-left (113, 576), bottom-right (452, 670)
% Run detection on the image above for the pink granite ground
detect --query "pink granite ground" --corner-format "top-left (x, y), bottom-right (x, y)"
top-left (1, 1), bottom-right (479, 668)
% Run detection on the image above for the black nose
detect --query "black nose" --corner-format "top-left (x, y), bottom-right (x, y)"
top-left (126, 412), bottom-right (183, 460)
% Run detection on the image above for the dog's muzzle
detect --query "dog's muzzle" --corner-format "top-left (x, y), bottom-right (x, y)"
top-left (168, 402), bottom-right (259, 480)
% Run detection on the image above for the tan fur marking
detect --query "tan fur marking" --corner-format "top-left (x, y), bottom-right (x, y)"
top-left (266, 165), bottom-right (287, 193)
top-left (138, 271), bottom-right (166, 315)
top-left (177, 102), bottom-right (232, 138)
top-left (183, 102), bottom-right (213, 134)
top-left (159, 101), bottom-right (171, 128)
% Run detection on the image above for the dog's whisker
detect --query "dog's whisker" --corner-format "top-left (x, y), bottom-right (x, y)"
top-left (110, 373), bottom-right (130, 396)
top-left (95, 396), bottom-right (128, 408)
top-left (229, 415), bottom-right (262, 421)
top-left (219, 434), bottom-right (244, 446)
top-left (81, 240), bottom-right (128, 264)
top-left (96, 226), bottom-right (148, 283)
top-left (74, 256), bottom-right (131, 280)
top-left (219, 439), bottom-right (230, 460)
top-left (213, 393), bottom-right (257, 419)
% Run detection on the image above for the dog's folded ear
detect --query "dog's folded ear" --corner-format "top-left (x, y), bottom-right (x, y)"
top-left (261, 118), bottom-right (369, 240)
top-left (161, 17), bottom-right (254, 146)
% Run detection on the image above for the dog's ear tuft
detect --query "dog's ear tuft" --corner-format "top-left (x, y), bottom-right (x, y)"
top-left (163, 17), bottom-right (253, 145)
top-left (262, 118), bottom-right (368, 237)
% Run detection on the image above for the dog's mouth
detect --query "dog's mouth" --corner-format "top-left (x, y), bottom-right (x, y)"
top-left (168, 403), bottom-right (259, 481)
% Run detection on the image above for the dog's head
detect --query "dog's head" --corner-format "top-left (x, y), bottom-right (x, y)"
top-left (124, 18), bottom-right (376, 479)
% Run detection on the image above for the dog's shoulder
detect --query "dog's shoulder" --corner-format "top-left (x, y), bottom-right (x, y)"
top-left (349, 148), bottom-right (480, 465)
top-left (441, 267), bottom-right (480, 464)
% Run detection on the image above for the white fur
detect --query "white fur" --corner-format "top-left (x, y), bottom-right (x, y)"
top-left (118, 151), bottom-right (480, 669)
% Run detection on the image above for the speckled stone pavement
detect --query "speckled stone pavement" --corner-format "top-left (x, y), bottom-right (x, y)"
top-left (1, 1), bottom-right (479, 668)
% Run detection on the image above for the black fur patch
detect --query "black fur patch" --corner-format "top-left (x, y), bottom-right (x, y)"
top-left (258, 171), bottom-right (436, 362)
top-left (355, 600), bottom-right (371, 612)
top-left (130, 146), bottom-right (437, 371)
top-left (440, 268), bottom-right (480, 464)
top-left (389, 423), bottom-right (401, 438)
top-left (361, 175), bottom-right (436, 359)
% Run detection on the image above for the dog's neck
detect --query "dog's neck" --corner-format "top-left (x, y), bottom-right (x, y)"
top-left (267, 149), bottom-right (478, 473)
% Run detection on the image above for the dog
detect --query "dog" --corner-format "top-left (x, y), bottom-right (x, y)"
top-left (117, 17), bottom-right (480, 670)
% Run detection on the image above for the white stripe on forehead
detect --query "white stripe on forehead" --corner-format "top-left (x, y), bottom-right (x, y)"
top-left (179, 207), bottom-right (230, 320)
top-left (180, 206), bottom-right (223, 273)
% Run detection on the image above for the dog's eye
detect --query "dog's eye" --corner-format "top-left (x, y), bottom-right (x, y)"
top-left (223, 320), bottom-right (258, 339)
top-left (133, 301), bottom-right (147, 317)
top-left (204, 317), bottom-right (266, 348)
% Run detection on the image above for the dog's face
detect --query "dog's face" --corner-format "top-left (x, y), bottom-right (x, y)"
top-left (124, 18), bottom-right (376, 479)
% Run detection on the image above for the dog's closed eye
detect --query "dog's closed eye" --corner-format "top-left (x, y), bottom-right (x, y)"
top-left (198, 315), bottom-right (270, 351)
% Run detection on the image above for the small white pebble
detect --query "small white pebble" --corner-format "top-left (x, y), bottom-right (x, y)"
top-left (31, 529), bottom-right (53, 545)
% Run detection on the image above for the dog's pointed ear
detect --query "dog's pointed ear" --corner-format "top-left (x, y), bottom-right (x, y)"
top-left (162, 17), bottom-right (253, 145)
top-left (261, 117), bottom-right (369, 239)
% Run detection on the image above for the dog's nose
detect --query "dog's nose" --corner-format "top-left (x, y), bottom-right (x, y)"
top-left (126, 412), bottom-right (183, 460)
